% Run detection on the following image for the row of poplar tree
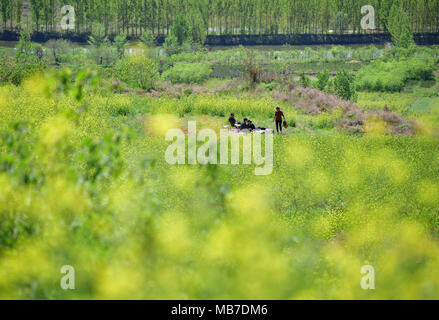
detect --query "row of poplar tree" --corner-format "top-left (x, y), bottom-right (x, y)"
top-left (1, 0), bottom-right (438, 39)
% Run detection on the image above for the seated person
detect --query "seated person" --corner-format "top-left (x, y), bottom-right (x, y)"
top-left (240, 118), bottom-right (249, 130)
top-left (228, 113), bottom-right (236, 127)
top-left (248, 120), bottom-right (256, 130)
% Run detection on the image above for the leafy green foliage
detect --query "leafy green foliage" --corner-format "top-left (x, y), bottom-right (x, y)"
top-left (113, 55), bottom-right (158, 90)
top-left (2, 0), bottom-right (439, 39)
top-left (0, 122), bottom-right (39, 185)
top-left (163, 34), bottom-right (182, 56)
top-left (16, 28), bottom-right (33, 57)
top-left (188, 8), bottom-right (207, 44)
top-left (300, 72), bottom-right (311, 88)
top-left (162, 62), bottom-right (212, 84)
top-left (241, 49), bottom-right (260, 88)
top-left (387, 2), bottom-right (415, 48)
top-left (171, 15), bottom-right (191, 45)
top-left (87, 23), bottom-right (117, 65)
top-left (315, 70), bottom-right (330, 91)
top-left (140, 30), bottom-right (155, 47)
top-left (331, 11), bottom-right (349, 34)
top-left (114, 33), bottom-right (128, 58)
top-left (45, 68), bottom-right (101, 102)
top-left (45, 39), bottom-right (73, 65)
top-left (88, 23), bottom-right (110, 48)
top-left (79, 129), bottom-right (132, 184)
top-left (334, 70), bottom-right (357, 101)
top-left (0, 29), bottom-right (45, 85)
top-left (356, 57), bottom-right (435, 92)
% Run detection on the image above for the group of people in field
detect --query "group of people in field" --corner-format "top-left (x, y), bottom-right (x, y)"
top-left (228, 107), bottom-right (287, 134)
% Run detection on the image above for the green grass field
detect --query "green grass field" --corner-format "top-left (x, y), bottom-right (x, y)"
top-left (1, 64), bottom-right (439, 298)
top-left (0, 34), bottom-right (439, 299)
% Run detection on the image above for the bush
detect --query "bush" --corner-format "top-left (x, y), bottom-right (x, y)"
top-left (334, 70), bottom-right (357, 101)
top-left (315, 70), bottom-right (330, 91)
top-left (140, 30), bottom-right (155, 47)
top-left (88, 23), bottom-right (110, 48)
top-left (242, 49), bottom-right (260, 88)
top-left (405, 57), bottom-right (435, 80)
top-left (356, 57), bottom-right (435, 92)
top-left (114, 33), bottom-right (128, 58)
top-left (87, 45), bottom-right (118, 66)
top-left (0, 28), bottom-right (47, 84)
top-left (163, 34), bottom-right (182, 56)
top-left (45, 39), bottom-right (74, 64)
top-left (162, 62), bottom-right (212, 84)
top-left (310, 113), bottom-right (334, 129)
top-left (288, 117), bottom-right (297, 128)
top-left (300, 72), bottom-right (311, 88)
top-left (0, 53), bottom-right (45, 85)
top-left (113, 55), bottom-right (158, 90)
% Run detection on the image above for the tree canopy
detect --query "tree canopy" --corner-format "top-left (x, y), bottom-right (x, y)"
top-left (1, 0), bottom-right (438, 39)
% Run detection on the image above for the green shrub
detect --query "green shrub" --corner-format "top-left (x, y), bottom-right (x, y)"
top-left (140, 30), bottom-right (155, 47)
top-left (334, 70), bottom-right (357, 101)
top-left (0, 28), bottom-right (46, 84)
top-left (87, 45), bottom-right (118, 66)
top-left (163, 34), bottom-right (182, 56)
top-left (260, 82), bottom-right (279, 91)
top-left (405, 57), bottom-right (435, 80)
top-left (0, 53), bottom-right (45, 85)
top-left (45, 39), bottom-right (75, 64)
top-left (315, 69), bottom-right (330, 91)
top-left (162, 62), bottom-right (212, 84)
top-left (114, 33), bottom-right (128, 58)
top-left (300, 72), bottom-right (311, 88)
top-left (310, 113), bottom-right (334, 129)
top-left (356, 57), bottom-right (435, 92)
top-left (113, 55), bottom-right (158, 90)
top-left (288, 117), bottom-right (297, 128)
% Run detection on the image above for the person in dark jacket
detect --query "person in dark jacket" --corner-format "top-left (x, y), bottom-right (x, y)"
top-left (248, 120), bottom-right (256, 130)
top-left (273, 107), bottom-right (286, 134)
top-left (228, 113), bottom-right (236, 127)
top-left (240, 118), bottom-right (249, 130)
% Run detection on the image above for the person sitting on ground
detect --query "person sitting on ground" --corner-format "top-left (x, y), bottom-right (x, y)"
top-left (228, 113), bottom-right (236, 127)
top-left (248, 120), bottom-right (256, 130)
top-left (240, 118), bottom-right (249, 130)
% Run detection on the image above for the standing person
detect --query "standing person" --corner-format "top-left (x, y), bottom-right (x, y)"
top-left (228, 113), bottom-right (236, 127)
top-left (273, 107), bottom-right (286, 134)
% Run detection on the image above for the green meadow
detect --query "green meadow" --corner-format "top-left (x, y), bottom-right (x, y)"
top-left (0, 28), bottom-right (439, 299)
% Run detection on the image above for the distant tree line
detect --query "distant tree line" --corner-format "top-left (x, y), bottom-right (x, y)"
top-left (1, 0), bottom-right (438, 38)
